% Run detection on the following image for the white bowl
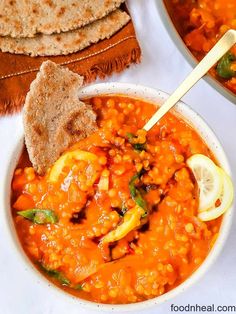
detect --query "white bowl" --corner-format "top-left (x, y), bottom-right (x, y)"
top-left (155, 1), bottom-right (236, 105)
top-left (1, 83), bottom-right (234, 312)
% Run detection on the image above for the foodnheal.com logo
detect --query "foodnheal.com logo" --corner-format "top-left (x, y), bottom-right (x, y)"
top-left (170, 304), bottom-right (236, 312)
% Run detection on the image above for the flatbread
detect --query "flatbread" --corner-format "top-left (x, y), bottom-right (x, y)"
top-left (0, 0), bottom-right (125, 38)
top-left (0, 10), bottom-right (130, 56)
top-left (23, 60), bottom-right (97, 175)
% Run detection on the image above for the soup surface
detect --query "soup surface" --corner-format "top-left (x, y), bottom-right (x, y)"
top-left (12, 96), bottom-right (221, 304)
top-left (165, 0), bottom-right (236, 94)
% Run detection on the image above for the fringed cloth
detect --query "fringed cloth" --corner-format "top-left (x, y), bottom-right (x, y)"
top-left (0, 21), bottom-right (141, 116)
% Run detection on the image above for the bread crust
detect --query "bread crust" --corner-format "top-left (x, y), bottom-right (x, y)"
top-left (0, 0), bottom-right (125, 38)
top-left (23, 60), bottom-right (97, 174)
top-left (0, 10), bottom-right (130, 56)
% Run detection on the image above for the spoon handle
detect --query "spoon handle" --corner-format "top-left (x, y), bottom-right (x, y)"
top-left (144, 29), bottom-right (236, 131)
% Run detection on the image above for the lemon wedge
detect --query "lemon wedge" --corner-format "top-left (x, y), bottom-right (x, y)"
top-left (187, 154), bottom-right (223, 212)
top-left (198, 167), bottom-right (234, 221)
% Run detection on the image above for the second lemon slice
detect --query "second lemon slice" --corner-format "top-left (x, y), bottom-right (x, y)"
top-left (187, 154), bottom-right (223, 212)
top-left (198, 167), bottom-right (234, 221)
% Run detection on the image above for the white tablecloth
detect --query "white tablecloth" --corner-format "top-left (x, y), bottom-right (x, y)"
top-left (0, 1), bottom-right (236, 313)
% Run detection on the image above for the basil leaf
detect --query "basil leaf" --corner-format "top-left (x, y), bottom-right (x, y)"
top-left (216, 52), bottom-right (236, 79)
top-left (17, 209), bottom-right (58, 224)
top-left (40, 264), bottom-right (70, 286)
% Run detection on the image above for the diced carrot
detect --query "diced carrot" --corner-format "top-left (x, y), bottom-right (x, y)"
top-left (12, 175), bottom-right (27, 191)
top-left (13, 194), bottom-right (35, 210)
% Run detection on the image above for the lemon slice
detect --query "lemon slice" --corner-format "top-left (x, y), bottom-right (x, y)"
top-left (198, 167), bottom-right (234, 221)
top-left (187, 154), bottom-right (223, 211)
top-left (49, 149), bottom-right (98, 182)
top-left (101, 206), bottom-right (144, 244)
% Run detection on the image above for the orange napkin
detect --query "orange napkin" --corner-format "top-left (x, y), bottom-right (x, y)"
top-left (0, 20), bottom-right (141, 116)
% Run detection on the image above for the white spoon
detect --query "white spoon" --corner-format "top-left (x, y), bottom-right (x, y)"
top-left (143, 29), bottom-right (236, 131)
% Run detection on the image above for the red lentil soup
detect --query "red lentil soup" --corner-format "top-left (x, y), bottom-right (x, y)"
top-left (12, 96), bottom-right (221, 304)
top-left (165, 0), bottom-right (236, 94)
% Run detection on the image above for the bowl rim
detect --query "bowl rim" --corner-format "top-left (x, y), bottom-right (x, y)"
top-left (1, 82), bottom-right (234, 312)
top-left (155, 0), bottom-right (236, 105)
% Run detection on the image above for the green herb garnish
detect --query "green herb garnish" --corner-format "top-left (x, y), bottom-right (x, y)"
top-left (129, 172), bottom-right (148, 217)
top-left (17, 209), bottom-right (58, 224)
top-left (216, 52), bottom-right (236, 79)
top-left (73, 283), bottom-right (83, 290)
top-left (127, 132), bottom-right (146, 151)
top-left (40, 264), bottom-right (70, 286)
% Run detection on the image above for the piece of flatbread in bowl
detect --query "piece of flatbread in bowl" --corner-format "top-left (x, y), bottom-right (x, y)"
top-left (23, 60), bottom-right (97, 175)
top-left (0, 10), bottom-right (130, 56)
